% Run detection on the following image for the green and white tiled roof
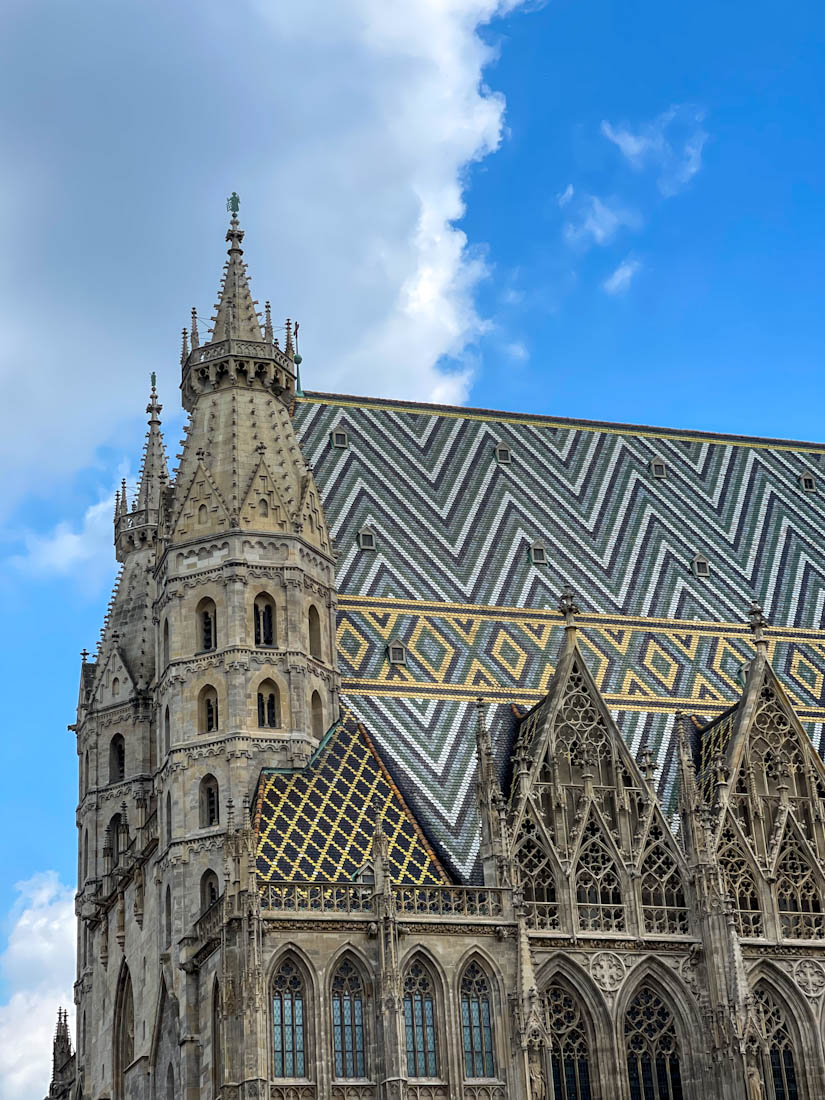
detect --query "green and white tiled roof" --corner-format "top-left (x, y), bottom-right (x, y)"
top-left (294, 392), bottom-right (825, 881)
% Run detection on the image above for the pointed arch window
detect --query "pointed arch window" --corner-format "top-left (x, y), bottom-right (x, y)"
top-left (403, 960), bottom-right (439, 1078)
top-left (199, 685), bottom-right (219, 734)
top-left (109, 734), bottom-right (125, 784)
top-left (82, 829), bottom-right (89, 882)
top-left (254, 593), bottom-right (276, 647)
top-left (625, 987), bottom-right (682, 1100)
top-left (515, 822), bottom-right (559, 929)
top-left (165, 791), bottom-right (172, 847)
top-left (308, 605), bottom-right (322, 661)
top-left (718, 824), bottom-right (763, 937)
top-left (114, 967), bottom-right (135, 1100)
top-left (164, 885), bottom-right (172, 949)
top-left (311, 691), bottom-right (324, 740)
top-left (460, 962), bottom-right (495, 1079)
top-left (200, 869), bottom-right (220, 912)
top-left (197, 597), bottom-right (217, 653)
top-left (257, 680), bottom-right (281, 729)
top-left (575, 819), bottom-right (625, 932)
top-left (271, 958), bottom-right (307, 1078)
top-left (163, 706), bottom-right (171, 755)
top-left (199, 774), bottom-right (219, 827)
top-left (162, 619), bottom-right (170, 667)
top-left (752, 986), bottom-right (800, 1100)
top-left (640, 828), bottom-right (689, 934)
top-left (541, 981), bottom-right (593, 1100)
top-left (776, 829), bottom-right (825, 938)
top-left (331, 960), bottom-right (367, 1079)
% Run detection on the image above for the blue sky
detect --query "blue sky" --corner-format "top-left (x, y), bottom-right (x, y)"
top-left (0, 0), bottom-right (822, 1093)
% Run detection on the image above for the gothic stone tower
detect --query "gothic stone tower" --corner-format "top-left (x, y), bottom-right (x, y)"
top-left (72, 206), bottom-right (338, 1100)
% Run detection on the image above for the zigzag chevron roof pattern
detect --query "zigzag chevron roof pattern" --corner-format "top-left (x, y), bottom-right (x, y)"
top-left (293, 393), bottom-right (825, 881)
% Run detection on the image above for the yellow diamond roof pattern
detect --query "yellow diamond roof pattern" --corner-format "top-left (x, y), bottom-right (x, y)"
top-left (254, 715), bottom-right (448, 885)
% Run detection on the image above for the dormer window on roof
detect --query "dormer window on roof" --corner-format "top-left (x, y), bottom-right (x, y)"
top-left (358, 527), bottom-right (377, 551)
top-left (331, 429), bottom-right (349, 449)
top-left (800, 472), bottom-right (817, 493)
top-left (388, 640), bottom-right (407, 665)
top-left (495, 443), bottom-right (512, 465)
top-left (692, 553), bottom-right (710, 579)
top-left (650, 458), bottom-right (667, 479)
top-left (530, 542), bottom-right (547, 565)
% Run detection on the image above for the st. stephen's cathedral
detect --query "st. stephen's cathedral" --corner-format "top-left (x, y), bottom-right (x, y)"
top-left (46, 200), bottom-right (825, 1100)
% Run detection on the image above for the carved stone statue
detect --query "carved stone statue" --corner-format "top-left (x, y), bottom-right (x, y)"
top-left (528, 1046), bottom-right (546, 1100)
top-left (747, 1065), bottom-right (764, 1100)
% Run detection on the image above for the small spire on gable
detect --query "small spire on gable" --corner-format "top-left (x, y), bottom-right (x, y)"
top-left (748, 599), bottom-right (769, 655)
top-left (135, 376), bottom-right (169, 514)
top-left (558, 583), bottom-right (580, 648)
top-left (190, 307), bottom-right (199, 348)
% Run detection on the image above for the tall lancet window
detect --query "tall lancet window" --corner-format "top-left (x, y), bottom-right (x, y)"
top-left (625, 987), bottom-right (683, 1100)
top-left (271, 958), bottom-right (307, 1078)
top-left (331, 960), bottom-right (366, 1079)
top-left (403, 960), bottom-right (439, 1078)
top-left (542, 982), bottom-right (593, 1100)
top-left (254, 594), bottom-right (276, 647)
top-left (257, 680), bottom-right (281, 728)
top-left (114, 966), bottom-right (135, 1100)
top-left (460, 962), bottom-right (495, 1079)
top-left (197, 597), bottom-right (217, 653)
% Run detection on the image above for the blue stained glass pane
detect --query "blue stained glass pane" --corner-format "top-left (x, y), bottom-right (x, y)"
top-left (771, 1049), bottom-right (787, 1100)
top-left (404, 997), bottom-right (415, 1076)
top-left (481, 1000), bottom-right (494, 1078)
top-left (333, 996), bottom-right (343, 1078)
top-left (414, 994), bottom-right (426, 1076)
top-left (461, 998), bottom-right (472, 1076)
top-left (627, 1057), bottom-right (642, 1100)
top-left (424, 996), bottom-right (437, 1076)
top-left (471, 999), bottom-right (483, 1076)
top-left (784, 1048), bottom-right (799, 1100)
top-left (564, 1055), bottom-right (577, 1098)
top-left (641, 1055), bottom-right (655, 1100)
top-left (273, 999), bottom-right (282, 1027)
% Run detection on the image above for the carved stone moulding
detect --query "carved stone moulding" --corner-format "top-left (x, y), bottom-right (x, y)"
top-left (793, 958), bottom-right (825, 999)
top-left (269, 1085), bottom-right (315, 1100)
top-left (589, 951), bottom-right (626, 993)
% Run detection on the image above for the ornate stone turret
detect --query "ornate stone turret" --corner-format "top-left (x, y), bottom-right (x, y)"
top-left (115, 376), bottom-right (169, 561)
top-left (45, 1008), bottom-right (74, 1099)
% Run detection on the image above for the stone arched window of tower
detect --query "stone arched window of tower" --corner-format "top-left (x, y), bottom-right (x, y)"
top-left (311, 691), bottom-right (324, 740)
top-left (330, 958), bottom-right (368, 1080)
top-left (164, 885), bottom-right (172, 949)
top-left (575, 819), bottom-right (625, 932)
top-left (199, 774), bottom-right (220, 828)
top-left (109, 733), bottom-right (125, 784)
top-left (113, 965), bottom-right (135, 1100)
top-left (254, 593), bottom-right (276, 647)
top-left (271, 956), bottom-right (311, 1079)
top-left (402, 958), bottom-right (441, 1079)
top-left (165, 1063), bottom-right (175, 1100)
top-left (196, 597), bottom-right (218, 653)
top-left (200, 869), bottom-right (220, 913)
top-left (460, 960), bottom-right (496, 1080)
top-left (112, 676), bottom-right (120, 697)
top-left (165, 791), bottom-right (172, 847)
top-left (162, 619), bottom-right (170, 668)
top-left (198, 503), bottom-right (208, 526)
top-left (751, 986), bottom-right (802, 1100)
top-left (199, 685), bottom-right (219, 734)
top-left (515, 819), bottom-right (559, 930)
top-left (624, 986), bottom-right (682, 1100)
top-left (541, 980), bottom-right (593, 1100)
top-left (257, 680), bottom-right (282, 729)
top-left (109, 812), bottom-right (122, 867)
top-left (163, 706), bottom-right (171, 756)
top-left (717, 823), bottom-right (763, 937)
top-left (81, 1011), bottom-right (86, 1059)
top-left (640, 825), bottom-right (689, 935)
top-left (775, 829), bottom-right (825, 939)
top-left (212, 979), bottom-right (223, 1097)
top-left (308, 605), bottom-right (322, 661)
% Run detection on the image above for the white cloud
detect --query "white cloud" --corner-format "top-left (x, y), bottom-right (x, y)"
top-left (10, 473), bottom-right (133, 588)
top-left (0, 0), bottom-right (536, 519)
top-left (504, 340), bottom-right (529, 361)
top-left (603, 257), bottom-right (641, 295)
top-left (601, 104), bottom-right (708, 196)
top-left (557, 183), bottom-right (574, 207)
top-left (0, 873), bottom-right (75, 1100)
top-left (563, 195), bottom-right (641, 247)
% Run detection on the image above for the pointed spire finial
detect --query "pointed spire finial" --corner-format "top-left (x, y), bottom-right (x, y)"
top-left (190, 308), bottom-right (199, 349)
top-left (264, 301), bottom-right (273, 343)
top-left (748, 600), bottom-right (768, 653)
top-left (285, 318), bottom-right (294, 358)
top-left (180, 327), bottom-right (189, 366)
top-left (558, 584), bottom-right (580, 629)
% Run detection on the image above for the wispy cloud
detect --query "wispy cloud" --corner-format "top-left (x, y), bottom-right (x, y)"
top-left (601, 104), bottom-right (708, 196)
top-left (602, 257), bottom-right (641, 295)
top-left (563, 195), bottom-right (641, 248)
top-left (557, 183), bottom-right (574, 208)
top-left (0, 873), bottom-right (75, 1100)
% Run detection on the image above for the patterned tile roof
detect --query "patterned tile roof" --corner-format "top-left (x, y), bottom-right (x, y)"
top-left (254, 714), bottom-right (447, 885)
top-left (695, 704), bottom-right (741, 803)
top-left (293, 392), bottom-right (825, 881)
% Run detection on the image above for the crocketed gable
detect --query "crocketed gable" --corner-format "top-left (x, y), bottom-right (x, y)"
top-left (254, 715), bottom-right (447, 885)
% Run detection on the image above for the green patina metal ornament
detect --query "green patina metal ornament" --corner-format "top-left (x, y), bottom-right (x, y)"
top-left (226, 191), bottom-right (240, 215)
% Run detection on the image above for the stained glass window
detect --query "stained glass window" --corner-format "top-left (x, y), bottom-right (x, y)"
top-left (542, 983), bottom-right (592, 1100)
top-left (625, 987), bottom-right (683, 1100)
top-left (461, 962), bottom-right (495, 1078)
top-left (331, 960), bottom-right (366, 1079)
top-left (753, 987), bottom-right (800, 1100)
top-left (403, 961), bottom-right (439, 1078)
top-left (272, 959), bottom-right (306, 1078)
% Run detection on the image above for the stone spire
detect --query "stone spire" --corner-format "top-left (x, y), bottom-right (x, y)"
top-left (135, 375), bottom-right (168, 515)
top-left (210, 208), bottom-right (262, 342)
